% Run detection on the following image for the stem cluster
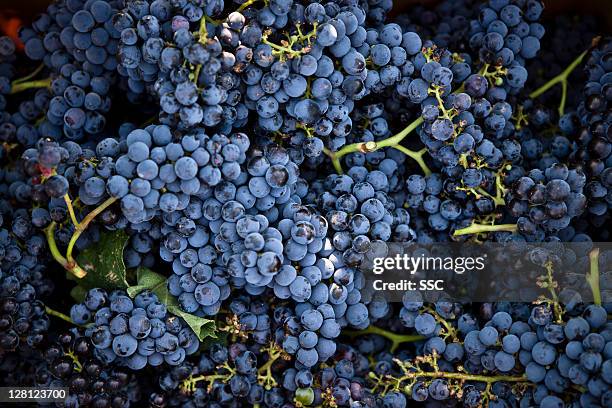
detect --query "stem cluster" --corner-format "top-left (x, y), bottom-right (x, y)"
top-left (261, 22), bottom-right (318, 62)
top-left (257, 342), bottom-right (284, 389)
top-left (324, 46), bottom-right (596, 239)
top-left (9, 64), bottom-right (52, 94)
top-left (453, 222), bottom-right (517, 237)
top-left (586, 248), bottom-right (602, 306)
top-left (181, 362), bottom-right (234, 393)
top-left (536, 261), bottom-right (565, 323)
top-left (343, 324), bottom-right (424, 353)
top-left (369, 355), bottom-right (528, 403)
top-left (45, 194), bottom-right (118, 279)
top-left (528, 45), bottom-right (594, 116)
top-left (437, 58), bottom-right (582, 238)
top-left (324, 116), bottom-right (428, 175)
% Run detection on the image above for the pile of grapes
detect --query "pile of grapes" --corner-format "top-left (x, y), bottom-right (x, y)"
top-left (0, 0), bottom-right (610, 407)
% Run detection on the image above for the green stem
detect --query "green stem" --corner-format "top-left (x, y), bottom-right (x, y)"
top-left (198, 11), bottom-right (208, 40)
top-left (45, 306), bottom-right (88, 327)
top-left (323, 148), bottom-right (343, 174)
top-left (475, 187), bottom-right (504, 207)
top-left (203, 15), bottom-right (221, 25)
top-left (528, 48), bottom-right (590, 116)
top-left (431, 84), bottom-right (452, 119)
top-left (45, 222), bottom-right (66, 265)
top-left (369, 117), bottom-right (425, 152)
top-left (181, 373), bottom-right (228, 393)
top-left (46, 197), bottom-right (117, 278)
top-left (11, 63), bottom-right (45, 85)
top-left (474, 170), bottom-right (508, 207)
top-left (371, 357), bottom-right (529, 398)
top-left (325, 116), bottom-right (425, 174)
top-left (64, 194), bottom-right (80, 228)
top-left (587, 248), bottom-right (602, 306)
top-left (10, 77), bottom-right (52, 94)
top-left (257, 344), bottom-right (282, 390)
top-left (544, 262), bottom-right (564, 323)
top-left (181, 361), bottom-right (234, 393)
top-left (480, 63), bottom-right (508, 87)
top-left (192, 12), bottom-right (210, 83)
top-left (45, 222), bottom-right (86, 278)
top-left (392, 146), bottom-right (432, 176)
top-left (265, 41), bottom-right (306, 60)
top-left (453, 222), bottom-right (517, 237)
top-left (424, 306), bottom-right (458, 341)
top-left (260, 23), bottom-right (317, 61)
top-left (344, 325), bottom-right (424, 353)
top-left (45, 306), bottom-right (93, 328)
top-left (65, 350), bottom-right (83, 372)
top-left (396, 369), bottom-right (527, 384)
top-left (65, 196), bottom-right (117, 265)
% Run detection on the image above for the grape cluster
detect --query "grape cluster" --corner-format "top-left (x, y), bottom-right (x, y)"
top-left (112, 0), bottom-right (176, 98)
top-left (519, 304), bottom-right (611, 407)
top-left (230, 3), bottom-right (372, 151)
top-left (20, 0), bottom-right (120, 72)
top-left (147, 323), bottom-right (377, 407)
top-left (152, 340), bottom-right (274, 406)
top-left (469, 0), bottom-right (544, 92)
top-left (35, 330), bottom-right (142, 407)
top-left (46, 64), bottom-right (112, 140)
top-left (0, 213), bottom-right (52, 352)
top-left (19, 0), bottom-right (121, 140)
top-left (0, 37), bottom-right (51, 149)
top-left (573, 40), bottom-right (612, 222)
top-left (0, 36), bottom-right (16, 110)
top-left (310, 166), bottom-right (415, 262)
top-left (106, 126), bottom-right (250, 223)
top-left (70, 288), bottom-right (200, 370)
top-left (359, 300), bottom-right (612, 407)
top-left (507, 163), bottom-right (587, 237)
top-left (0, 0), bottom-right (610, 407)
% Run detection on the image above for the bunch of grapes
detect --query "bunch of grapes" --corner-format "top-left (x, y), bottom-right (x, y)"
top-left (0, 213), bottom-right (52, 353)
top-left (70, 288), bottom-right (200, 370)
top-left (0, 0), bottom-right (609, 407)
top-left (507, 163), bottom-right (587, 238)
top-left (35, 330), bottom-right (142, 407)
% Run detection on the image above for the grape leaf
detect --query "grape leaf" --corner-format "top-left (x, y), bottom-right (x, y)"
top-left (200, 331), bottom-right (227, 350)
top-left (126, 267), bottom-right (167, 298)
top-left (168, 305), bottom-right (217, 341)
top-left (70, 285), bottom-right (87, 303)
top-left (127, 267), bottom-right (216, 341)
top-left (69, 230), bottom-right (130, 290)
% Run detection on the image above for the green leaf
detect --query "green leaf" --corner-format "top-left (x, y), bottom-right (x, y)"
top-left (200, 331), bottom-right (227, 350)
top-left (126, 267), bottom-right (167, 298)
top-left (127, 267), bottom-right (216, 341)
top-left (168, 305), bottom-right (216, 341)
top-left (70, 285), bottom-right (87, 303)
top-left (71, 230), bottom-right (129, 290)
